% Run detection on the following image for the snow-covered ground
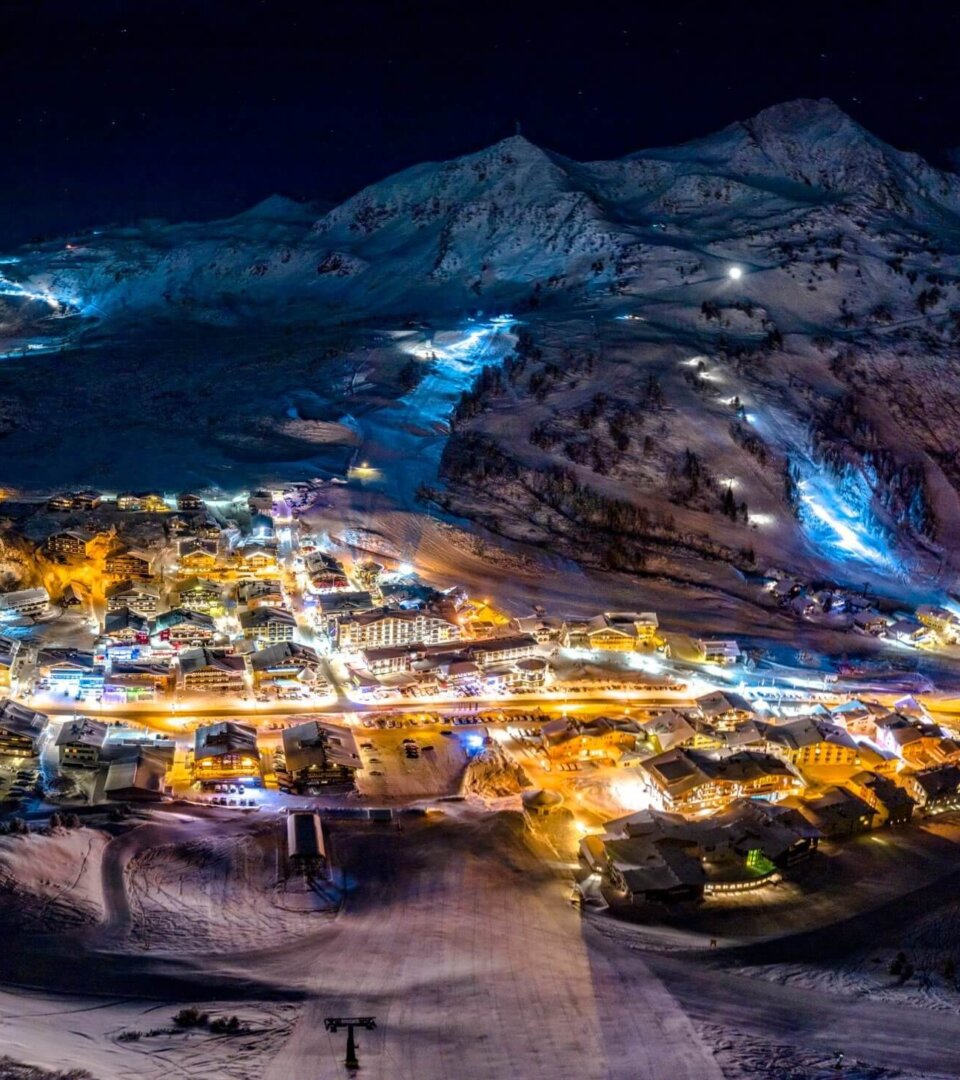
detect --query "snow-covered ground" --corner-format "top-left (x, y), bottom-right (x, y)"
top-left (3, 804), bottom-right (960, 1077)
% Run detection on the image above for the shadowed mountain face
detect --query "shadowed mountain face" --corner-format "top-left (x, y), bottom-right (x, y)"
top-left (3, 98), bottom-right (960, 588)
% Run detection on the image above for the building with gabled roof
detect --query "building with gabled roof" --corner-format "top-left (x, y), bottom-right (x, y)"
top-left (237, 541), bottom-right (277, 572)
top-left (56, 717), bottom-right (109, 768)
top-left (695, 691), bottom-right (755, 728)
top-left (193, 720), bottom-right (259, 780)
top-left (176, 577), bottom-right (224, 612)
top-left (280, 719), bottom-right (361, 792)
top-left (903, 764), bottom-right (960, 812)
top-left (106, 581), bottom-right (162, 615)
top-left (304, 552), bottom-right (350, 592)
top-left (237, 577), bottom-right (284, 608)
top-left (846, 770), bottom-right (915, 826)
top-left (697, 639), bottom-right (741, 665)
top-left (177, 492), bottom-right (206, 513)
top-left (465, 634), bottom-right (537, 667)
top-left (239, 606), bottom-right (296, 642)
top-left (641, 710), bottom-right (698, 754)
top-left (103, 660), bottom-right (172, 702)
top-left (0, 588), bottom-right (50, 618)
top-left (337, 606), bottom-right (461, 650)
top-left (786, 787), bottom-right (877, 838)
top-left (640, 747), bottom-right (802, 812)
top-left (178, 648), bottom-right (245, 693)
top-left (564, 611), bottom-right (660, 652)
top-left (103, 607), bottom-right (151, 645)
top-left (249, 641), bottom-right (323, 687)
top-left (581, 832), bottom-right (706, 906)
top-left (874, 712), bottom-right (946, 763)
top-left (177, 539), bottom-right (221, 572)
top-left (152, 608), bottom-right (216, 647)
top-left (45, 530), bottom-right (95, 557)
top-left (105, 548), bottom-right (155, 579)
top-left (104, 747), bottom-right (173, 801)
top-left (0, 699), bottom-right (48, 756)
top-left (317, 590), bottom-right (376, 630)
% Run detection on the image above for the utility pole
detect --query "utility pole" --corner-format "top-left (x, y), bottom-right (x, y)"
top-left (324, 1016), bottom-right (377, 1071)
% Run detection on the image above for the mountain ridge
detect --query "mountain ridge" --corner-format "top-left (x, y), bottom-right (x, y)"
top-left (6, 97), bottom-right (960, 323)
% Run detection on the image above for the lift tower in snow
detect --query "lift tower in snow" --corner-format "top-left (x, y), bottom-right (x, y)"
top-left (324, 1016), bottom-right (377, 1070)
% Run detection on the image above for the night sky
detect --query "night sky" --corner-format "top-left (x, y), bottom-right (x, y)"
top-left (2, 0), bottom-right (959, 246)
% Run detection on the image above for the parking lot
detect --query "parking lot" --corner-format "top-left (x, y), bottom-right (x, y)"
top-left (188, 779), bottom-right (263, 809)
top-left (353, 727), bottom-right (474, 799)
top-left (0, 756), bottom-right (40, 810)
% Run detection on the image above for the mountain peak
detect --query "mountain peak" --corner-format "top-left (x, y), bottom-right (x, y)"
top-left (740, 97), bottom-right (869, 150)
top-left (236, 194), bottom-right (315, 221)
top-left (475, 133), bottom-right (567, 168)
top-left (748, 97), bottom-right (855, 129)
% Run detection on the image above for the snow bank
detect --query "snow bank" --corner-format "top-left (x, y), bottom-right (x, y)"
top-left (0, 828), bottom-right (106, 928)
top-left (459, 743), bottom-right (527, 799)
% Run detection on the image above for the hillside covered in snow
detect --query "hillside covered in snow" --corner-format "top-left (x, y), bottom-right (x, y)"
top-left (4, 98), bottom-right (960, 594)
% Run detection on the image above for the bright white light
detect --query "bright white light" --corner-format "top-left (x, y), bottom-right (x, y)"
top-left (728, 266), bottom-right (743, 280)
top-left (610, 777), bottom-right (651, 812)
top-left (397, 562), bottom-right (414, 576)
top-left (797, 478), bottom-right (889, 566)
top-left (626, 652), bottom-right (663, 675)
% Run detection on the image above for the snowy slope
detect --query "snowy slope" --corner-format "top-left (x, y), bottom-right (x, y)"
top-left (3, 98), bottom-right (960, 586)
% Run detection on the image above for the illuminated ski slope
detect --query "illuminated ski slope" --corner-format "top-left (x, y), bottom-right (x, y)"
top-left (747, 405), bottom-right (896, 571)
top-left (797, 471), bottom-right (894, 568)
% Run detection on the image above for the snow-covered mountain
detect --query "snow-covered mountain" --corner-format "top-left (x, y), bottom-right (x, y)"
top-left (4, 98), bottom-right (960, 592)
top-left (4, 97), bottom-right (960, 324)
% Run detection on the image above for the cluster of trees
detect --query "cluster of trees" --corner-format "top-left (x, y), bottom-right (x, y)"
top-left (440, 431), bottom-right (521, 486)
top-left (609, 408), bottom-right (633, 452)
top-left (397, 357), bottom-right (425, 393)
top-left (529, 396), bottom-right (639, 469)
top-left (812, 398), bottom-right (935, 539)
top-left (453, 363), bottom-right (507, 423)
top-left (720, 485), bottom-right (749, 523)
top-left (451, 328), bottom-right (546, 423)
top-left (916, 285), bottom-right (943, 314)
top-left (529, 464), bottom-right (756, 570)
top-left (173, 1007), bottom-right (249, 1034)
top-left (680, 448), bottom-right (710, 501)
top-left (729, 421), bottom-right (770, 466)
top-left (527, 361), bottom-right (567, 403)
top-left (442, 431), bottom-right (758, 574)
top-left (46, 811), bottom-right (82, 830)
top-left (643, 373), bottom-right (666, 410)
top-left (577, 392), bottom-right (608, 429)
top-left (887, 950), bottom-right (959, 990)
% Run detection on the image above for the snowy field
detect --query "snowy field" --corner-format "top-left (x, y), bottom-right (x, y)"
top-left (1, 806), bottom-right (960, 1077)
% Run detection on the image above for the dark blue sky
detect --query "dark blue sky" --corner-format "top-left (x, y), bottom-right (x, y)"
top-left (1, 0), bottom-right (958, 245)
